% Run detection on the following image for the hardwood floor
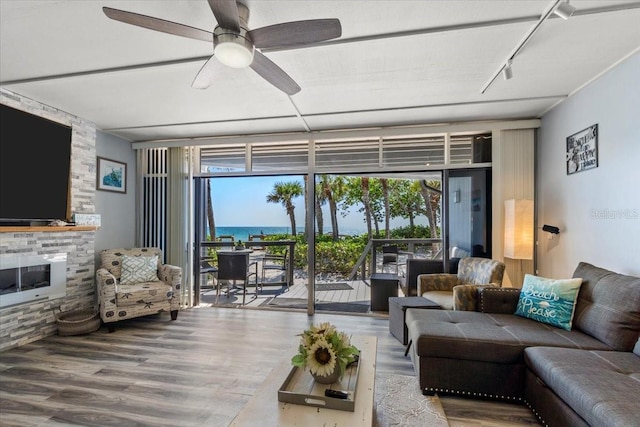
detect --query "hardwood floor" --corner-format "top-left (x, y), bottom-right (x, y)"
top-left (0, 306), bottom-right (539, 426)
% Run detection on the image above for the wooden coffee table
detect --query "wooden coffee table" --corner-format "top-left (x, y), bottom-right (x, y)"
top-left (230, 335), bottom-right (377, 427)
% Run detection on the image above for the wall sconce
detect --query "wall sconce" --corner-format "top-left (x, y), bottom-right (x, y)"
top-left (542, 224), bottom-right (560, 234)
top-left (504, 199), bottom-right (534, 260)
top-left (541, 224), bottom-right (560, 239)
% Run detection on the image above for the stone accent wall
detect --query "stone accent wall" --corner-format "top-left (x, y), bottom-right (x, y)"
top-left (0, 89), bottom-right (97, 351)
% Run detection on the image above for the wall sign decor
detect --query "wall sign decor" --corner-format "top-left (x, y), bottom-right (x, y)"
top-left (566, 124), bottom-right (598, 175)
top-left (97, 156), bottom-right (127, 193)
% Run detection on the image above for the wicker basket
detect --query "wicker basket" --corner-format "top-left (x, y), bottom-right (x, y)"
top-left (55, 309), bottom-right (101, 336)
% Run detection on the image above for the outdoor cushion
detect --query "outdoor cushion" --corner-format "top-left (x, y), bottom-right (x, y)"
top-left (514, 274), bottom-right (582, 331)
top-left (525, 346), bottom-right (640, 427)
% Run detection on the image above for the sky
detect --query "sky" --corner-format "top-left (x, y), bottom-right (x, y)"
top-left (209, 175), bottom-right (423, 230)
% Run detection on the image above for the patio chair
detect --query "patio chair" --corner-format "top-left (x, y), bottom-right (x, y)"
top-left (382, 245), bottom-right (400, 274)
top-left (217, 252), bottom-right (258, 305)
top-left (261, 249), bottom-right (289, 290)
top-left (200, 258), bottom-right (227, 302)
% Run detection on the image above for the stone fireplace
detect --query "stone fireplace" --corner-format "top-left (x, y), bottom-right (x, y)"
top-left (0, 88), bottom-right (98, 351)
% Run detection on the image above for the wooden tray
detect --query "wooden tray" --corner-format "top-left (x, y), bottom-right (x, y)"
top-left (277, 358), bottom-right (360, 412)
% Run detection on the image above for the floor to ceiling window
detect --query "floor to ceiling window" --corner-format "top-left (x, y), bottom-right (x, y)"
top-left (178, 127), bottom-right (494, 313)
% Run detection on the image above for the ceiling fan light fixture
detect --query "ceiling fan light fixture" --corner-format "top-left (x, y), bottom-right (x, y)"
top-left (215, 41), bottom-right (254, 68)
top-left (214, 28), bottom-right (255, 68)
top-left (554, 1), bottom-right (576, 20)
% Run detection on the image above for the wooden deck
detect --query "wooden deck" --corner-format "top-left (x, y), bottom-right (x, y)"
top-left (200, 279), bottom-right (379, 314)
top-left (198, 253), bottom-right (408, 315)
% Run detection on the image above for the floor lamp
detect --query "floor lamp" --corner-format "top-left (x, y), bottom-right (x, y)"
top-left (504, 199), bottom-right (534, 286)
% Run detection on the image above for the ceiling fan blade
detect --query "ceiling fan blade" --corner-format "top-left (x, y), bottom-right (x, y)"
top-left (192, 55), bottom-right (218, 89)
top-left (103, 7), bottom-right (212, 43)
top-left (250, 51), bottom-right (301, 95)
top-left (207, 0), bottom-right (240, 32)
top-left (248, 19), bottom-right (342, 49)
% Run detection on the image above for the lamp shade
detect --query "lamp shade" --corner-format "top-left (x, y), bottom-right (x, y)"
top-left (504, 199), bottom-right (534, 260)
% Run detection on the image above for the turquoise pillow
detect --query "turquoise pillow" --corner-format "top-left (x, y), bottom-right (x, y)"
top-left (514, 274), bottom-right (583, 331)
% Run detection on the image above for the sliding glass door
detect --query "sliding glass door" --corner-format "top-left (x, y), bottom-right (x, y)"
top-left (444, 168), bottom-right (492, 271)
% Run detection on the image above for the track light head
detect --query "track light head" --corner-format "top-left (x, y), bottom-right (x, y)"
top-left (502, 60), bottom-right (513, 80)
top-left (554, 1), bottom-right (576, 20)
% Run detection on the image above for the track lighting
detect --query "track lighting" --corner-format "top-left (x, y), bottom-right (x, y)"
top-left (481, 0), bottom-right (578, 94)
top-left (503, 60), bottom-right (513, 80)
top-left (554, 0), bottom-right (576, 20)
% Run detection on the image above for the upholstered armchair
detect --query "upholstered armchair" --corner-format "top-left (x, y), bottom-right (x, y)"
top-left (417, 257), bottom-right (505, 310)
top-left (96, 247), bottom-right (181, 332)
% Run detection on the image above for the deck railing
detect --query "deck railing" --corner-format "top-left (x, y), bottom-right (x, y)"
top-left (348, 238), bottom-right (442, 280)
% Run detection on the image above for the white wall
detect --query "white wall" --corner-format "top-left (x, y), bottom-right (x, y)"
top-left (537, 52), bottom-right (640, 278)
top-left (94, 130), bottom-right (137, 265)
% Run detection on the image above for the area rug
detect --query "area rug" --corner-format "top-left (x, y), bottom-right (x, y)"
top-left (262, 297), bottom-right (370, 313)
top-left (374, 374), bottom-right (448, 427)
top-left (315, 282), bottom-right (353, 291)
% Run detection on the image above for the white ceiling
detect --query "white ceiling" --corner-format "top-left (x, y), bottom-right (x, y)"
top-left (1, 0), bottom-right (639, 143)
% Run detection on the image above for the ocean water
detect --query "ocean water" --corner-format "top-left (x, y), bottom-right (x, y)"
top-left (211, 226), bottom-right (366, 242)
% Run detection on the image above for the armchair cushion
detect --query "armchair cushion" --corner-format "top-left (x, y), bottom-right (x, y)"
top-left (100, 247), bottom-right (162, 279)
top-left (120, 254), bottom-right (159, 285)
top-left (116, 280), bottom-right (173, 307)
top-left (418, 273), bottom-right (459, 293)
top-left (418, 273), bottom-right (460, 309)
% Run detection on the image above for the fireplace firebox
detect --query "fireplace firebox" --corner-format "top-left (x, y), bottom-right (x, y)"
top-left (0, 254), bottom-right (67, 308)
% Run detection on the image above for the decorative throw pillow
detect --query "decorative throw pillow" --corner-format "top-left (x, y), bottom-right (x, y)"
top-left (514, 274), bottom-right (583, 331)
top-left (120, 255), bottom-right (159, 285)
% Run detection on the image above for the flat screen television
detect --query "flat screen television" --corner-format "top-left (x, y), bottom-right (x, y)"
top-left (0, 104), bottom-right (73, 225)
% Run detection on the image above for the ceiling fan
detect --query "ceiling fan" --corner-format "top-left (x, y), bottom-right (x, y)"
top-left (103, 0), bottom-right (342, 95)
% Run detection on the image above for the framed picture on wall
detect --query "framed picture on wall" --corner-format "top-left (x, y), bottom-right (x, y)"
top-left (566, 124), bottom-right (598, 175)
top-left (97, 156), bottom-right (127, 193)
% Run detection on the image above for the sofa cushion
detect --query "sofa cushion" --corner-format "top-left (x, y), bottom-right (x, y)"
top-left (514, 274), bottom-right (582, 331)
top-left (406, 310), bottom-right (611, 364)
top-left (120, 255), bottom-right (159, 285)
top-left (525, 346), bottom-right (640, 427)
top-left (572, 262), bottom-right (640, 351)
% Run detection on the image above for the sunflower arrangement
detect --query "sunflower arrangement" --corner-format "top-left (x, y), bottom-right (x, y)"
top-left (291, 322), bottom-right (360, 378)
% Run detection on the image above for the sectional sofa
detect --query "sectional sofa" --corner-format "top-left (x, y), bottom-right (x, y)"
top-left (405, 262), bottom-right (640, 426)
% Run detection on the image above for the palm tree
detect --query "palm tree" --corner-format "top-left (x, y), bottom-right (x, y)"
top-left (206, 178), bottom-right (215, 240)
top-left (361, 177), bottom-right (373, 238)
top-left (315, 178), bottom-right (326, 235)
top-left (322, 175), bottom-right (346, 240)
top-left (266, 181), bottom-right (304, 236)
top-left (418, 180), bottom-right (441, 237)
top-left (381, 178), bottom-right (390, 238)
